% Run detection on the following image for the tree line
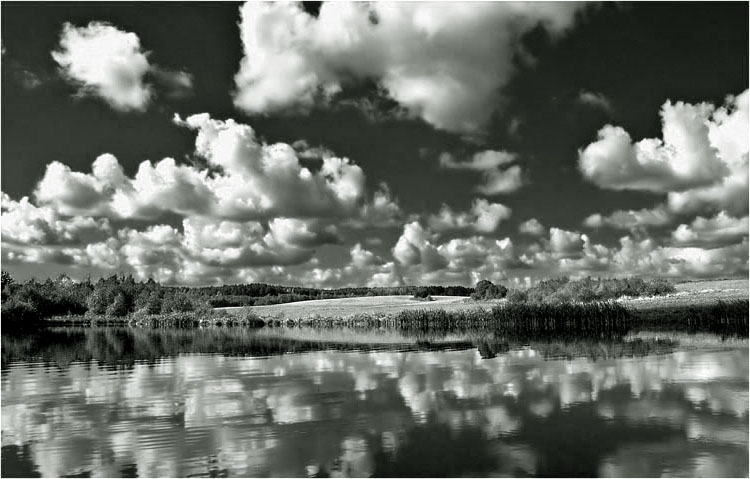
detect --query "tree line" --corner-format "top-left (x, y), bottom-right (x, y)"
top-left (0, 271), bottom-right (474, 326)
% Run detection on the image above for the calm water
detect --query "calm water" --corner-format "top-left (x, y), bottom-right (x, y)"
top-left (1, 327), bottom-right (748, 477)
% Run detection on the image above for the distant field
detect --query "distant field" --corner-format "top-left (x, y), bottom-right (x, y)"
top-left (623, 278), bottom-right (748, 310)
top-left (219, 279), bottom-right (748, 320)
top-left (219, 295), bottom-right (483, 320)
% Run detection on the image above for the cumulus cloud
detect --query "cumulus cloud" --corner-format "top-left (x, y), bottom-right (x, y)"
top-left (666, 90), bottom-right (749, 217)
top-left (14, 216), bottom-right (343, 284)
top-left (671, 212), bottom-right (749, 248)
top-left (548, 227), bottom-right (586, 256)
top-left (350, 243), bottom-right (382, 268)
top-left (521, 229), bottom-right (748, 280)
top-left (518, 218), bottom-right (545, 236)
top-left (605, 236), bottom-right (749, 279)
top-left (32, 113), bottom-right (398, 225)
top-left (579, 90), bottom-right (747, 206)
top-left (7, 113), bottom-right (408, 284)
top-left (345, 183), bottom-right (403, 229)
top-left (583, 207), bottom-right (671, 230)
top-left (439, 150), bottom-right (524, 195)
top-left (2, 193), bottom-right (111, 245)
top-left (390, 220), bottom-right (519, 285)
top-left (393, 222), bottom-right (447, 272)
top-left (428, 199), bottom-right (511, 234)
top-left (579, 90), bottom-right (748, 251)
top-left (52, 22), bottom-right (192, 111)
top-left (233, 2), bottom-right (585, 133)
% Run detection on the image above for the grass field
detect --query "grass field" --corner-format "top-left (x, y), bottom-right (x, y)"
top-left (622, 278), bottom-right (748, 310)
top-left (218, 279), bottom-right (748, 321)
top-left (218, 295), bottom-right (483, 320)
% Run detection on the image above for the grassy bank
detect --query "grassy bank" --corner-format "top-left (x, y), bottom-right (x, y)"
top-left (42, 309), bottom-right (265, 328)
top-left (32, 298), bottom-right (748, 337)
top-left (223, 299), bottom-right (748, 336)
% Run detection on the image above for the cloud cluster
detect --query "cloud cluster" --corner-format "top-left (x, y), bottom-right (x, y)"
top-left (52, 22), bottom-right (192, 111)
top-left (578, 90), bottom-right (748, 271)
top-left (579, 90), bottom-right (748, 216)
top-left (32, 113), bottom-right (396, 223)
top-left (3, 113), bottom-right (405, 285)
top-left (518, 218), bottom-right (545, 236)
top-left (390, 220), bottom-right (520, 285)
top-left (428, 199), bottom-right (511, 234)
top-left (439, 150), bottom-right (524, 194)
top-left (234, 2), bottom-right (585, 133)
top-left (671, 212), bottom-right (749, 248)
top-left (520, 226), bottom-right (748, 280)
top-left (1, 193), bottom-right (111, 245)
top-left (583, 207), bottom-right (671, 231)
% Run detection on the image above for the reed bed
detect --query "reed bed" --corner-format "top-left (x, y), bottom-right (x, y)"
top-left (632, 299), bottom-right (748, 336)
top-left (36, 299), bottom-right (748, 338)
top-left (489, 301), bottom-right (631, 338)
top-left (43, 309), bottom-right (266, 328)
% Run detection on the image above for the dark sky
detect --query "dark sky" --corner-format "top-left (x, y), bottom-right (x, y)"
top-left (1, 2), bottom-right (748, 286)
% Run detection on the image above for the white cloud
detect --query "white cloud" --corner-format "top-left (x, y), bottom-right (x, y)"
top-left (579, 90), bottom-right (747, 201)
top-left (52, 22), bottom-right (192, 111)
top-left (439, 150), bottom-right (516, 171)
top-left (521, 229), bottom-right (748, 281)
top-left (439, 150), bottom-right (523, 195)
top-left (390, 220), bottom-right (519, 285)
top-left (34, 161), bottom-right (110, 216)
top-left (150, 67), bottom-right (193, 99)
top-left (32, 114), bottom-right (397, 225)
top-left (350, 243), bottom-right (381, 268)
top-left (367, 262), bottom-right (404, 288)
top-left (345, 183), bottom-right (403, 229)
top-left (393, 221), bottom-right (446, 272)
top-left (578, 90), bottom-right (748, 257)
top-left (548, 227), bottom-right (585, 256)
top-left (27, 216), bottom-right (343, 284)
top-left (519, 218), bottom-right (545, 236)
top-left (671, 212), bottom-right (749, 248)
top-left (234, 2), bottom-right (585, 133)
top-left (666, 90), bottom-right (749, 217)
top-left (606, 236), bottom-right (749, 279)
top-left (583, 206), bottom-right (671, 230)
top-left (1, 193), bottom-right (111, 245)
top-left (428, 199), bottom-right (511, 234)
top-left (476, 166), bottom-right (524, 195)
top-left (577, 90), bottom-right (612, 112)
top-left (52, 22), bottom-right (153, 111)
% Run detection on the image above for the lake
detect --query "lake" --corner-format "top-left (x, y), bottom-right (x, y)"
top-left (1, 327), bottom-right (748, 477)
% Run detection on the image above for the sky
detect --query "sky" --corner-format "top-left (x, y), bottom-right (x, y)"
top-left (1, 1), bottom-right (748, 288)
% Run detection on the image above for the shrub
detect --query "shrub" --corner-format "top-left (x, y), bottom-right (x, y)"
top-left (524, 277), bottom-right (676, 303)
top-left (472, 280), bottom-right (508, 300)
top-left (105, 293), bottom-right (129, 317)
top-left (135, 289), bottom-right (163, 314)
top-left (413, 288), bottom-right (431, 299)
top-left (160, 291), bottom-right (196, 313)
top-left (506, 289), bottom-right (528, 303)
top-left (1, 298), bottom-right (40, 327)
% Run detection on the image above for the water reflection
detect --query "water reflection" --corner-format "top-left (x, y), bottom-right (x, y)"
top-left (1, 328), bottom-right (748, 477)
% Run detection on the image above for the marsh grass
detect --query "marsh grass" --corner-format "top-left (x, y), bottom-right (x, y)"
top-left (43, 309), bottom-right (265, 328)
top-left (632, 299), bottom-right (748, 335)
top-left (387, 301), bottom-right (631, 338)
top-left (33, 298), bottom-right (749, 338)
